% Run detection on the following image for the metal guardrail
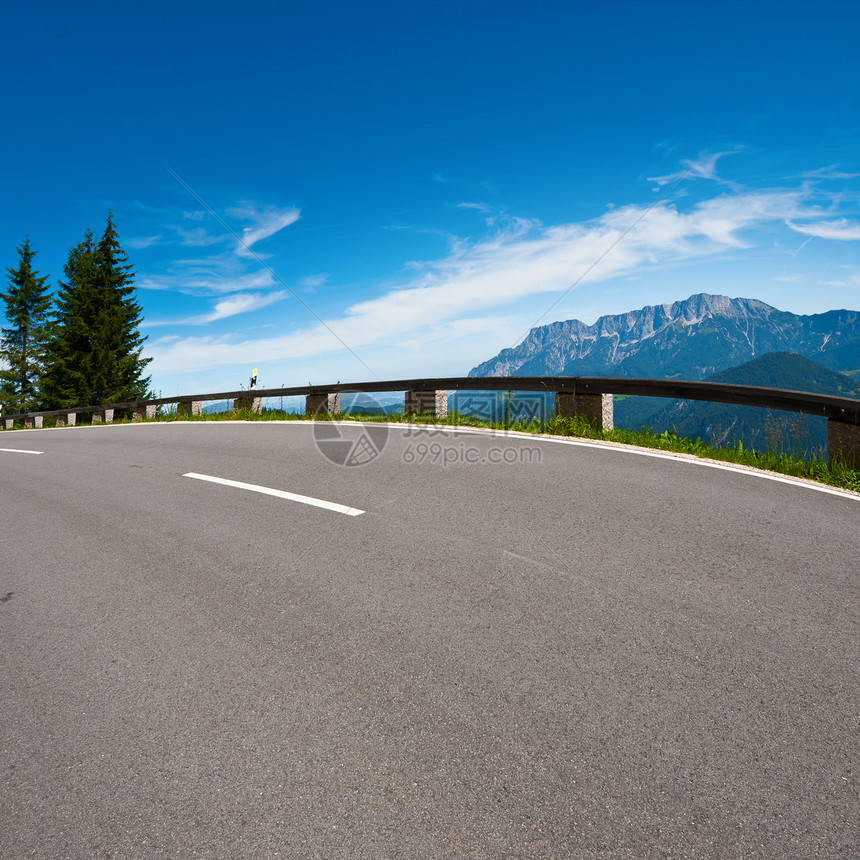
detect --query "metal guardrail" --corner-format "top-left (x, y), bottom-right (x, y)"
top-left (3, 375), bottom-right (859, 467)
top-left (2, 375), bottom-right (860, 425)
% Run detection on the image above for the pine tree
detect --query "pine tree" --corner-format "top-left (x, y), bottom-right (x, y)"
top-left (42, 213), bottom-right (151, 409)
top-left (0, 238), bottom-right (52, 413)
top-left (40, 231), bottom-right (98, 409)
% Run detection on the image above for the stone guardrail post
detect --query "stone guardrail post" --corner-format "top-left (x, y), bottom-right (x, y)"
top-left (233, 394), bottom-right (262, 413)
top-left (177, 400), bottom-right (203, 418)
top-left (405, 389), bottom-right (448, 418)
top-left (56, 413), bottom-right (77, 427)
top-left (92, 409), bottom-right (114, 424)
top-left (556, 392), bottom-right (614, 431)
top-left (24, 416), bottom-right (44, 429)
top-left (132, 405), bottom-right (156, 421)
top-left (306, 393), bottom-right (341, 416)
top-left (827, 419), bottom-right (860, 470)
top-left (2, 418), bottom-right (13, 430)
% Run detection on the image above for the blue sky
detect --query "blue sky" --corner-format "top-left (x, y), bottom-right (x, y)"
top-left (2, 0), bottom-right (859, 396)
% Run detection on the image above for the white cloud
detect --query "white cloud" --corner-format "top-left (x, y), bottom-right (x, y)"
top-left (142, 291), bottom-right (289, 328)
top-left (135, 196), bottom-right (304, 356)
top-left (801, 165), bottom-right (859, 180)
top-left (148, 183), bottom-right (839, 376)
top-left (140, 160), bottom-right (860, 387)
top-left (126, 235), bottom-right (163, 249)
top-left (174, 226), bottom-right (226, 247)
top-left (457, 202), bottom-right (493, 213)
top-left (140, 267), bottom-right (277, 295)
top-left (225, 202), bottom-right (301, 257)
top-left (648, 149), bottom-right (740, 187)
top-left (299, 273), bottom-right (329, 291)
top-left (787, 218), bottom-right (860, 240)
top-left (200, 291), bottom-right (289, 322)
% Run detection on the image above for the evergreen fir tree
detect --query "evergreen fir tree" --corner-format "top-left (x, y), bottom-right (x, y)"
top-left (0, 238), bottom-right (52, 413)
top-left (40, 231), bottom-right (98, 409)
top-left (42, 213), bottom-right (151, 409)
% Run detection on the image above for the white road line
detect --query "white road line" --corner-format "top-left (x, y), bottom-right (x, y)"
top-left (379, 423), bottom-right (860, 502)
top-left (0, 447), bottom-right (44, 455)
top-left (182, 472), bottom-right (365, 516)
top-left (544, 437), bottom-right (860, 500)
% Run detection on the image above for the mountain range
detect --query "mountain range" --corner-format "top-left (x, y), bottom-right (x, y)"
top-left (468, 294), bottom-right (860, 455)
top-left (469, 294), bottom-right (860, 380)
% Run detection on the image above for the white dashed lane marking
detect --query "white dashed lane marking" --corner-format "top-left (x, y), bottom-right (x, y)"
top-left (182, 472), bottom-right (365, 516)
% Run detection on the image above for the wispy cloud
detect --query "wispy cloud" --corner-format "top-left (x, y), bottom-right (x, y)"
top-left (199, 291), bottom-right (289, 322)
top-left (300, 273), bottom-right (329, 291)
top-left (434, 174), bottom-right (497, 194)
top-left (648, 149), bottom-right (740, 187)
top-left (172, 226), bottom-right (227, 247)
top-left (133, 200), bottom-right (300, 255)
top-left (787, 218), bottom-right (860, 240)
top-left (140, 159), bottom-right (860, 381)
top-left (789, 237), bottom-right (813, 258)
top-left (801, 165), bottom-right (859, 180)
top-left (131, 200), bottom-right (169, 215)
top-left (226, 202), bottom-right (301, 257)
top-left (457, 202), bottom-right (494, 213)
top-left (137, 198), bottom-right (302, 309)
top-left (126, 234), bottom-right (163, 249)
top-left (142, 291), bottom-right (289, 327)
top-left (148, 177), bottom-right (852, 375)
top-left (140, 266), bottom-right (277, 295)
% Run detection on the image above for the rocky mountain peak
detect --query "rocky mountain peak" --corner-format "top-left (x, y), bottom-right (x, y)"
top-left (469, 293), bottom-right (860, 381)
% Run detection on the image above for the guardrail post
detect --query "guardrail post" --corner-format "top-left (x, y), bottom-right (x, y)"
top-left (405, 389), bottom-right (448, 418)
top-left (306, 393), bottom-right (340, 416)
top-left (827, 419), bottom-right (860, 470)
top-left (556, 392), bottom-right (614, 431)
top-left (132, 405), bottom-right (156, 421)
top-left (2, 418), bottom-right (12, 430)
top-left (24, 416), bottom-right (44, 429)
top-left (56, 412), bottom-right (77, 427)
top-left (92, 409), bottom-right (114, 424)
top-left (177, 400), bottom-right (202, 418)
top-left (233, 394), bottom-right (262, 413)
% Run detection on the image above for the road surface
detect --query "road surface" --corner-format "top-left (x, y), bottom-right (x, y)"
top-left (2, 421), bottom-right (858, 858)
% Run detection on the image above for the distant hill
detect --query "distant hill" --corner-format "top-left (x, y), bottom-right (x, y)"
top-left (632, 352), bottom-right (860, 457)
top-left (468, 293), bottom-right (860, 448)
top-left (203, 400), bottom-right (233, 414)
top-left (469, 293), bottom-right (860, 381)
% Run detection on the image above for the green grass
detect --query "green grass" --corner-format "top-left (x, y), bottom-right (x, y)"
top-left (4, 404), bottom-right (859, 493)
top-left (543, 416), bottom-right (860, 494)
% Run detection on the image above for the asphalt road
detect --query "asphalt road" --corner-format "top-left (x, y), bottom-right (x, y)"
top-left (2, 421), bottom-right (858, 859)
